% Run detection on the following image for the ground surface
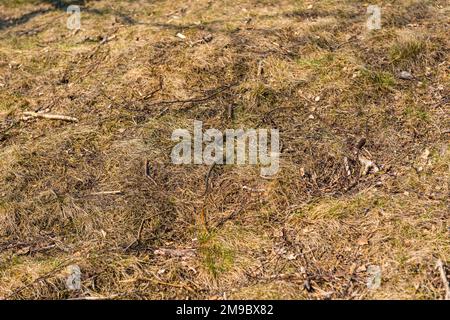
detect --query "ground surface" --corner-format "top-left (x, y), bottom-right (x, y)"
top-left (0, 0), bottom-right (449, 300)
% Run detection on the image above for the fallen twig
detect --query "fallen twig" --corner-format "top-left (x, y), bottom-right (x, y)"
top-left (333, 36), bottom-right (357, 50)
top-left (90, 190), bottom-right (123, 196)
top-left (257, 60), bottom-right (264, 77)
top-left (145, 159), bottom-right (158, 186)
top-left (67, 295), bottom-right (118, 300)
top-left (242, 185), bottom-right (265, 193)
top-left (154, 248), bottom-right (196, 258)
top-left (100, 34), bottom-right (116, 45)
top-left (23, 111), bottom-right (78, 122)
top-left (136, 218), bottom-right (149, 244)
top-left (203, 162), bottom-right (217, 196)
top-left (437, 259), bottom-right (450, 300)
top-left (141, 277), bottom-right (195, 293)
top-left (141, 77), bottom-right (163, 100)
top-left (124, 217), bottom-right (152, 251)
top-left (227, 104), bottom-right (235, 119)
top-left (260, 106), bottom-right (297, 126)
top-left (214, 207), bottom-right (244, 229)
top-left (189, 34), bottom-right (213, 47)
top-left (156, 106), bottom-right (169, 118)
top-left (147, 83), bottom-right (235, 108)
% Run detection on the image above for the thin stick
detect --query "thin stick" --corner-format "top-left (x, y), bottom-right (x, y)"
top-left (156, 106), bottom-right (169, 118)
top-left (124, 217), bottom-right (150, 251)
top-left (227, 104), bottom-right (234, 119)
top-left (147, 83), bottom-right (235, 108)
top-left (214, 207), bottom-right (243, 229)
top-left (203, 162), bottom-right (217, 196)
top-left (67, 295), bottom-right (118, 300)
top-left (437, 259), bottom-right (450, 300)
top-left (23, 111), bottom-right (78, 122)
top-left (136, 218), bottom-right (150, 243)
top-left (142, 77), bottom-right (163, 100)
top-left (242, 186), bottom-right (265, 193)
top-left (257, 60), bottom-right (264, 77)
top-left (90, 190), bottom-right (123, 195)
top-left (144, 159), bottom-right (157, 186)
top-left (141, 277), bottom-right (195, 293)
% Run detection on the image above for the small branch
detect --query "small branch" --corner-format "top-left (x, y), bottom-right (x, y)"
top-left (242, 185), bottom-right (265, 193)
top-left (156, 106), bottom-right (169, 118)
top-left (227, 104), bottom-right (234, 119)
top-left (203, 162), bottom-right (217, 196)
top-left (23, 111), bottom-right (78, 122)
top-left (67, 295), bottom-right (118, 300)
top-left (90, 190), bottom-right (123, 196)
top-left (144, 159), bottom-right (157, 186)
top-left (142, 77), bottom-right (163, 100)
top-left (154, 248), bottom-right (196, 258)
top-left (260, 106), bottom-right (296, 126)
top-left (214, 207), bottom-right (244, 229)
top-left (333, 37), bottom-right (357, 50)
top-left (257, 60), bottom-right (264, 78)
top-left (437, 259), bottom-right (450, 300)
top-left (124, 217), bottom-right (151, 251)
top-left (147, 83), bottom-right (235, 108)
top-left (99, 34), bottom-right (116, 45)
top-left (136, 218), bottom-right (149, 243)
top-left (141, 277), bottom-right (195, 293)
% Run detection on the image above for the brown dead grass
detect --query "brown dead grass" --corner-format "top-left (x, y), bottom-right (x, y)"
top-left (0, 0), bottom-right (449, 300)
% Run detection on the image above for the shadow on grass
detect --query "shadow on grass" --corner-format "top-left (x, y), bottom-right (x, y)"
top-left (0, 0), bottom-right (119, 30)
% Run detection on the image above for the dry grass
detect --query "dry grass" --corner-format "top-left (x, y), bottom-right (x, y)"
top-left (0, 0), bottom-right (449, 300)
